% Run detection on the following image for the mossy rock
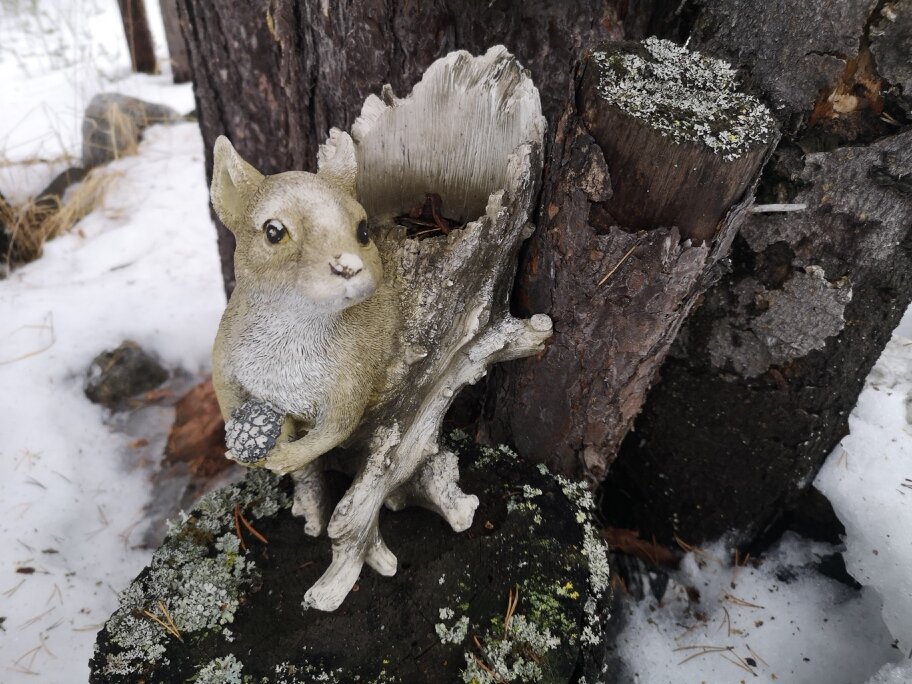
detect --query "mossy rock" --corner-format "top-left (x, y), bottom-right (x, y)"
top-left (90, 438), bottom-right (611, 683)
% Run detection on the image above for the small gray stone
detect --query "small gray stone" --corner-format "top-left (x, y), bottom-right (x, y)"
top-left (225, 400), bottom-right (283, 463)
top-left (82, 94), bottom-right (181, 169)
top-left (84, 341), bottom-right (168, 407)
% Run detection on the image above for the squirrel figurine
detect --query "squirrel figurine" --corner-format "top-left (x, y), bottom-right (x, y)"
top-left (209, 132), bottom-right (398, 487)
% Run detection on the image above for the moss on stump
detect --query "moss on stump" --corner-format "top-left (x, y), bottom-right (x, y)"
top-left (90, 437), bottom-right (611, 683)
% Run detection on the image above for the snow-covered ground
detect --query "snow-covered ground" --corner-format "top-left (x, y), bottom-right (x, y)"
top-left (0, 2), bottom-right (910, 683)
top-left (0, 1), bottom-right (224, 681)
top-left (610, 331), bottom-right (912, 683)
top-left (0, 0), bottom-right (189, 201)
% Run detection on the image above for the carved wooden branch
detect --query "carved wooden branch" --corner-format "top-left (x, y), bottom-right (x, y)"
top-left (299, 47), bottom-right (550, 610)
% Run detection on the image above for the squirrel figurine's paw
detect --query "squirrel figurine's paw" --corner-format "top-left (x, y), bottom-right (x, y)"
top-left (259, 441), bottom-right (306, 475)
top-left (225, 399), bottom-right (284, 464)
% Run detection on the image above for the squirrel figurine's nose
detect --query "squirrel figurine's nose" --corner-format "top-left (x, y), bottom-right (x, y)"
top-left (329, 253), bottom-right (364, 280)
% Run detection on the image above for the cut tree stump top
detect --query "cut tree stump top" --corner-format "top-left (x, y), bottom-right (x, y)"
top-left (580, 38), bottom-right (776, 243)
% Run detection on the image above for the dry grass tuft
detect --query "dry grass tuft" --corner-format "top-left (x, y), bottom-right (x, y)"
top-left (3, 167), bottom-right (119, 265)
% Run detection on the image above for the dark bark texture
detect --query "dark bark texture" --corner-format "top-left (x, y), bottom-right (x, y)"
top-left (173, 0), bottom-right (626, 294)
top-left (175, 0), bottom-right (912, 550)
top-left (483, 46), bottom-right (775, 480)
top-left (602, 0), bottom-right (912, 545)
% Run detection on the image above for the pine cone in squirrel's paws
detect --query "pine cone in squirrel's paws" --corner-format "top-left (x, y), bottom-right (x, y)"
top-left (225, 399), bottom-right (284, 464)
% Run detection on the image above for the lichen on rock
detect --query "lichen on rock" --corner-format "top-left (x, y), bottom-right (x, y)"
top-left (591, 37), bottom-right (774, 160)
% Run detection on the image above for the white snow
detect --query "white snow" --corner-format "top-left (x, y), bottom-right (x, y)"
top-left (613, 535), bottom-right (903, 683)
top-left (613, 327), bottom-right (912, 682)
top-left (815, 334), bottom-right (912, 656)
top-left (0, 122), bottom-right (224, 681)
top-left (867, 660), bottom-right (912, 684)
top-left (0, 1), bottom-right (224, 680)
top-left (0, 0), bottom-right (191, 201)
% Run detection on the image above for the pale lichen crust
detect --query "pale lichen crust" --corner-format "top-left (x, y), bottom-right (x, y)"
top-left (592, 37), bottom-right (775, 160)
top-left (96, 470), bottom-right (290, 679)
top-left (432, 440), bottom-right (611, 683)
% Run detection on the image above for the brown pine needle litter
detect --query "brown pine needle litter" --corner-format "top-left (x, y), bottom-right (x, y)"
top-left (141, 601), bottom-right (182, 641)
top-left (597, 242), bottom-right (638, 288)
top-left (723, 591), bottom-right (765, 609)
top-left (674, 644), bottom-right (758, 675)
top-left (233, 503), bottom-right (270, 552)
top-left (503, 585), bottom-right (520, 635)
top-left (233, 504), bottom-right (247, 552)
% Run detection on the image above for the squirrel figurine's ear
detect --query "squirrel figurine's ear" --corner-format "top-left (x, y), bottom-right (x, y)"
top-left (317, 128), bottom-right (358, 198)
top-left (210, 136), bottom-right (265, 232)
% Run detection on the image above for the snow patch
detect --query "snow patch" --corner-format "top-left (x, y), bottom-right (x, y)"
top-left (614, 535), bottom-right (902, 682)
top-left (816, 332), bottom-right (912, 656)
top-left (0, 122), bottom-right (223, 680)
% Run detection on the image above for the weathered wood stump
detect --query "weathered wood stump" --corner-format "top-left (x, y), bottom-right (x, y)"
top-left (89, 441), bottom-right (611, 683)
top-left (486, 38), bottom-right (777, 480)
top-left (601, 0), bottom-right (912, 547)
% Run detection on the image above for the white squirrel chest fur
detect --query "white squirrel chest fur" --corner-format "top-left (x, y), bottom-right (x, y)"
top-left (223, 299), bottom-right (347, 419)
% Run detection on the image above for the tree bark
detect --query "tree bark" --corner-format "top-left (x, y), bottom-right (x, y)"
top-left (483, 42), bottom-right (776, 480)
top-left (602, 0), bottom-right (912, 545)
top-left (173, 0), bottom-right (626, 295)
top-left (117, 0), bottom-right (156, 75)
top-left (159, 0), bottom-right (191, 83)
top-left (175, 0), bottom-right (912, 553)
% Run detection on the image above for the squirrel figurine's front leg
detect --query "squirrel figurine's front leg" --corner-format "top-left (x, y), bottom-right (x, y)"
top-left (262, 413), bottom-right (351, 475)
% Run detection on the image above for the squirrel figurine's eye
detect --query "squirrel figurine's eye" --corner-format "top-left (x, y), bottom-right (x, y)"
top-left (356, 219), bottom-right (370, 246)
top-left (264, 219), bottom-right (287, 244)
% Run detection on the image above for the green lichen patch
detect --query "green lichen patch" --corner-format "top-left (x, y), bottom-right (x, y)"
top-left (196, 654), bottom-right (246, 683)
top-left (551, 468), bottom-right (611, 646)
top-left (93, 470), bottom-right (290, 681)
top-left (592, 37), bottom-right (774, 160)
top-left (461, 613), bottom-right (561, 683)
top-left (265, 661), bottom-right (399, 683)
top-left (453, 464), bottom-right (611, 682)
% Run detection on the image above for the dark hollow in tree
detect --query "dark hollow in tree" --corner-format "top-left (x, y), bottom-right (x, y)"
top-left (484, 39), bottom-right (776, 480)
top-left (116, 0), bottom-right (156, 75)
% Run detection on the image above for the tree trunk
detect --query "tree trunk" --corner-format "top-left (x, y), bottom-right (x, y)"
top-left (159, 0), bottom-right (191, 83)
top-left (173, 0), bottom-right (626, 295)
top-left (176, 0), bottom-right (912, 552)
top-left (483, 41), bottom-right (777, 480)
top-left (117, 0), bottom-right (156, 75)
top-left (601, 0), bottom-right (912, 545)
